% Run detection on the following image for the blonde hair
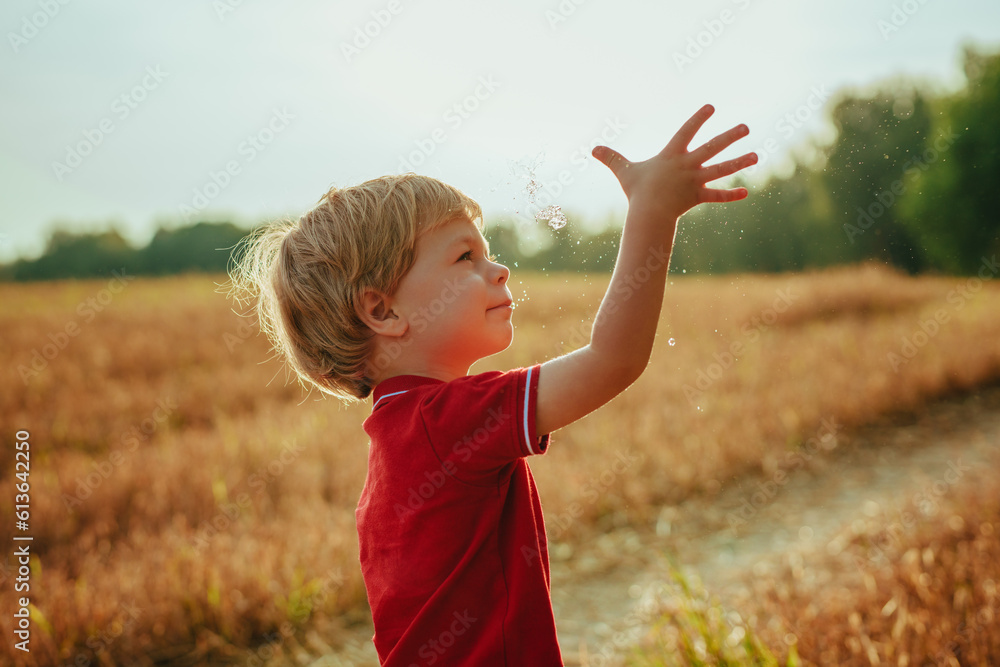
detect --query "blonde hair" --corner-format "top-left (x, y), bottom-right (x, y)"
top-left (227, 173), bottom-right (483, 402)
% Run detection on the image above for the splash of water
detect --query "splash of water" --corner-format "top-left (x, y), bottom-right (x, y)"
top-left (535, 204), bottom-right (567, 230)
top-left (508, 154), bottom-right (567, 231)
top-left (509, 155), bottom-right (544, 210)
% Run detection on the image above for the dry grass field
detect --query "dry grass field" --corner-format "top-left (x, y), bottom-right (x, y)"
top-left (629, 443), bottom-right (1000, 666)
top-left (763, 458), bottom-right (1000, 665)
top-left (2, 262), bottom-right (1000, 665)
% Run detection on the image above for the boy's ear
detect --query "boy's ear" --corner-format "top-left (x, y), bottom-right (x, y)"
top-left (356, 289), bottom-right (407, 337)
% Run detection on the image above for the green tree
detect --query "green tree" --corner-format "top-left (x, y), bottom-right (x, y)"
top-left (898, 46), bottom-right (1000, 274)
top-left (141, 221), bottom-right (250, 275)
top-left (671, 168), bottom-right (838, 274)
top-left (9, 227), bottom-right (137, 281)
top-left (823, 85), bottom-right (934, 273)
top-left (1, 220), bottom-right (251, 282)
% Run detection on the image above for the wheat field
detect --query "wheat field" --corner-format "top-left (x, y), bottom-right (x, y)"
top-left (2, 262), bottom-right (1000, 665)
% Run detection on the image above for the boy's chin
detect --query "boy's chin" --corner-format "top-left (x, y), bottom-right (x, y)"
top-left (474, 333), bottom-right (514, 363)
top-left (496, 328), bottom-right (514, 353)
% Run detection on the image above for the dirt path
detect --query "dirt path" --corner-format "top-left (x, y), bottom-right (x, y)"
top-left (304, 386), bottom-right (1000, 666)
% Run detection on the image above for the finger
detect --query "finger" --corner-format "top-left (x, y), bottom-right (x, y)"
top-left (701, 152), bottom-right (758, 183)
top-left (662, 104), bottom-right (715, 156)
top-left (592, 145), bottom-right (630, 179)
top-left (699, 186), bottom-right (749, 204)
top-left (689, 124), bottom-right (750, 165)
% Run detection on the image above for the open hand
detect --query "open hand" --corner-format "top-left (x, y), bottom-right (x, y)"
top-left (592, 104), bottom-right (757, 221)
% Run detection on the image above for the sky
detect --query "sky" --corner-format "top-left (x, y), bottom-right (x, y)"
top-left (1, 0), bottom-right (998, 263)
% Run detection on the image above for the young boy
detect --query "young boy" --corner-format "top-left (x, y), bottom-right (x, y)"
top-left (231, 105), bottom-right (756, 665)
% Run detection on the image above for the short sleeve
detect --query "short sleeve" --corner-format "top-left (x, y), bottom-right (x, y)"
top-left (418, 365), bottom-right (549, 484)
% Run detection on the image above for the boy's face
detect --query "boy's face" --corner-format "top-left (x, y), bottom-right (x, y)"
top-left (389, 215), bottom-right (513, 375)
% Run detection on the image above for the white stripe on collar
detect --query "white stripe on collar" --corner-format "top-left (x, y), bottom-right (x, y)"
top-left (372, 389), bottom-right (409, 410)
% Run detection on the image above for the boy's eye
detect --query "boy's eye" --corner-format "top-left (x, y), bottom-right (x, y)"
top-left (456, 249), bottom-right (497, 263)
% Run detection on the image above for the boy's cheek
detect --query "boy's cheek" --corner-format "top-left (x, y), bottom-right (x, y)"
top-left (411, 311), bottom-right (428, 334)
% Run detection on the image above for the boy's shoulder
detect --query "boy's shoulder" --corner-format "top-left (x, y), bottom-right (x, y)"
top-left (369, 367), bottom-right (527, 412)
top-left (365, 365), bottom-right (547, 467)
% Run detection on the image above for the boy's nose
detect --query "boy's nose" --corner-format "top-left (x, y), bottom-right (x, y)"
top-left (492, 261), bottom-right (509, 285)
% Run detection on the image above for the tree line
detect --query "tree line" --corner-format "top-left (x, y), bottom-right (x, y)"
top-left (0, 222), bottom-right (250, 282)
top-left (495, 45), bottom-right (999, 277)
top-left (2, 45), bottom-right (996, 282)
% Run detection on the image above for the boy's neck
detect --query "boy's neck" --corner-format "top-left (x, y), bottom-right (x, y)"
top-left (371, 356), bottom-right (474, 389)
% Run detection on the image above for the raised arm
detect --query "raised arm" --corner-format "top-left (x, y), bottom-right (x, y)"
top-left (535, 105), bottom-right (757, 436)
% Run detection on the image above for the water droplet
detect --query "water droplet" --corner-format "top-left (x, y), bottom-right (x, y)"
top-left (668, 338), bottom-right (676, 346)
top-left (535, 204), bottom-right (567, 230)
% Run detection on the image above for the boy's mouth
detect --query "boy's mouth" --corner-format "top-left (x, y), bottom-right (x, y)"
top-left (487, 299), bottom-right (513, 312)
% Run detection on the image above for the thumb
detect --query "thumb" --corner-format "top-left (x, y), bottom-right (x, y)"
top-left (592, 145), bottom-right (628, 177)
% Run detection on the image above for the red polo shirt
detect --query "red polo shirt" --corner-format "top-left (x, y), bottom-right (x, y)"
top-left (357, 365), bottom-right (562, 666)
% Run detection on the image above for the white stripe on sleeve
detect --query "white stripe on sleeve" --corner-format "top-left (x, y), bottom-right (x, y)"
top-left (523, 367), bottom-right (535, 455)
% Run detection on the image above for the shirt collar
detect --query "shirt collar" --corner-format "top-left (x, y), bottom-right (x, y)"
top-left (370, 374), bottom-right (445, 410)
